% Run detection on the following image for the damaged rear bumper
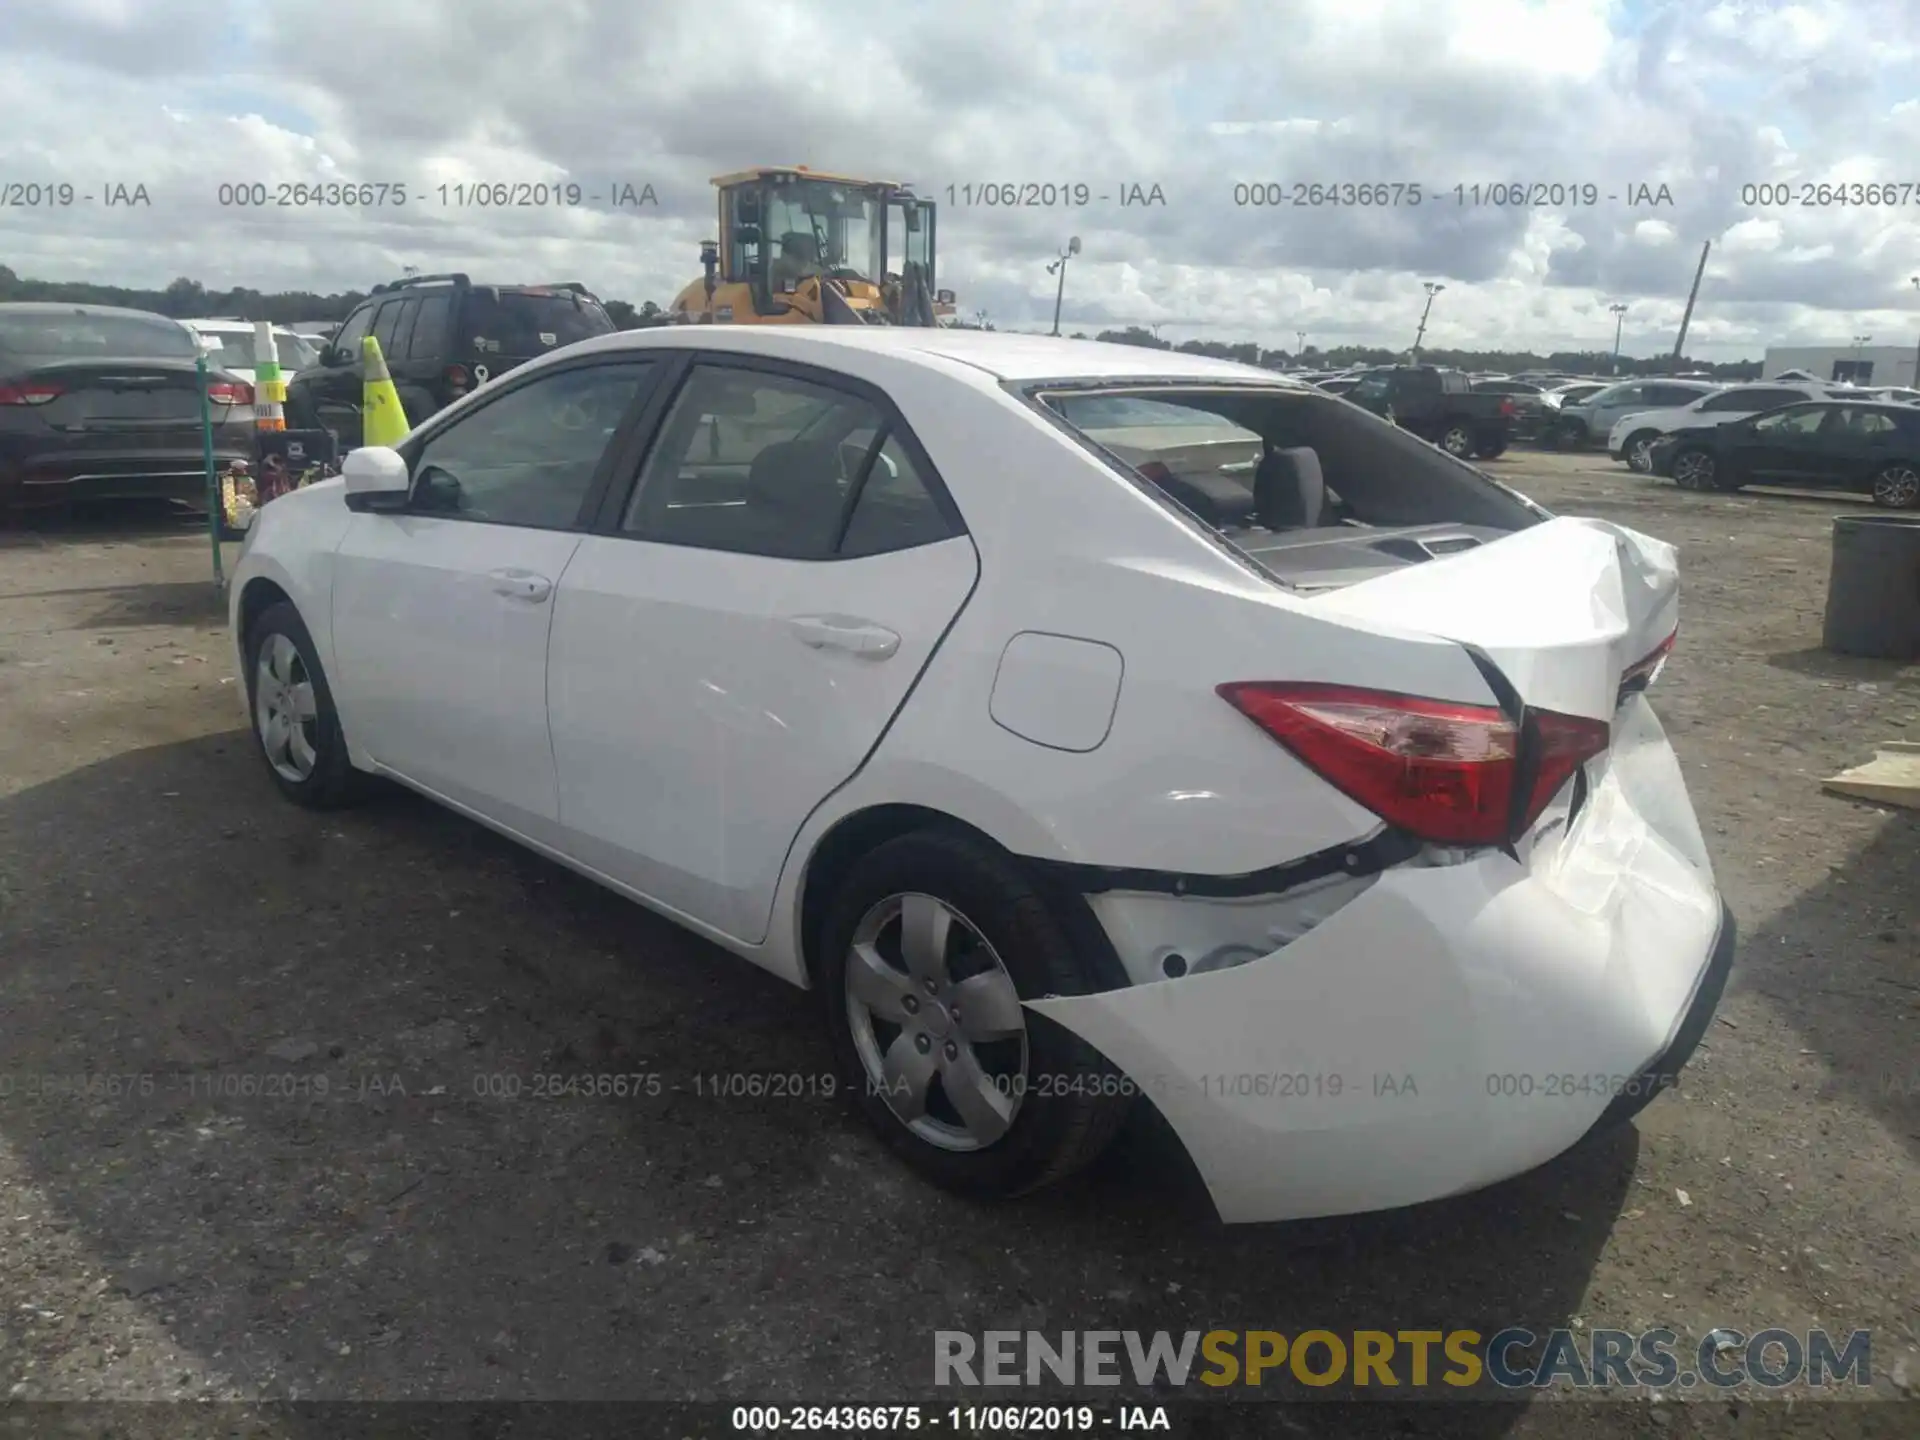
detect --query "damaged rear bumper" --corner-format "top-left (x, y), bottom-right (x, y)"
top-left (1026, 695), bottom-right (1729, 1224)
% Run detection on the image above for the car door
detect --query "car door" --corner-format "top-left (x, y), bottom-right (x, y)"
top-left (308, 302), bottom-right (377, 443)
top-left (547, 355), bottom-right (979, 944)
top-left (1733, 403), bottom-right (1829, 480)
top-left (328, 356), bottom-right (663, 843)
top-left (1816, 405), bottom-right (1902, 489)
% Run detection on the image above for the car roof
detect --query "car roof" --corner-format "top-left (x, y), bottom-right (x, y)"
top-left (576, 325), bottom-right (1305, 387)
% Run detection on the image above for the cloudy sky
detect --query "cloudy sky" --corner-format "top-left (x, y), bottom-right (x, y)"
top-left (3, 0), bottom-right (1919, 358)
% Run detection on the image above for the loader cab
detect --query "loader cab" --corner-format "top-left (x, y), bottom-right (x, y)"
top-left (718, 171), bottom-right (886, 314)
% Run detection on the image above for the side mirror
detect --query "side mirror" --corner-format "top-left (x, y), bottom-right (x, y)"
top-left (342, 446), bottom-right (410, 512)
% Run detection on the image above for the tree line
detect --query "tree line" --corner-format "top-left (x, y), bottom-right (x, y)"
top-left (0, 267), bottom-right (1762, 376)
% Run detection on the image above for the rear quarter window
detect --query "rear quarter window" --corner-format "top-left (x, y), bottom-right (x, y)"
top-left (457, 292), bottom-right (616, 356)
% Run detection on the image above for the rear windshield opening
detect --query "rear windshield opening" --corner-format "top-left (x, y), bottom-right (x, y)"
top-left (1036, 383), bottom-right (1541, 535)
top-left (458, 291), bottom-right (616, 355)
top-left (0, 312), bottom-right (200, 361)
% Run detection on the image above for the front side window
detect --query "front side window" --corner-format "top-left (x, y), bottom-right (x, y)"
top-left (1751, 404), bottom-right (1826, 435)
top-left (407, 361), bottom-right (656, 528)
top-left (331, 305), bottom-right (377, 357)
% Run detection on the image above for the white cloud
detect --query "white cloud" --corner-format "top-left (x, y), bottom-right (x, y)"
top-left (1, 0), bottom-right (1917, 357)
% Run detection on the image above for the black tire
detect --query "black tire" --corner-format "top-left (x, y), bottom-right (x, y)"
top-left (1669, 448), bottom-right (1715, 491)
top-left (818, 829), bottom-right (1133, 1199)
top-left (1473, 435), bottom-right (1508, 459)
top-left (243, 601), bottom-right (369, 809)
top-left (1869, 463), bottom-right (1920, 509)
top-left (1559, 422), bottom-right (1589, 450)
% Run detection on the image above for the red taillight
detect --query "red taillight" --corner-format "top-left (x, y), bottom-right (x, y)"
top-left (1618, 626), bottom-right (1678, 696)
top-left (0, 381), bottom-right (62, 405)
top-left (206, 379), bottom-right (254, 406)
top-left (1498, 398), bottom-right (1516, 418)
top-left (1217, 682), bottom-right (1609, 847)
top-left (444, 364), bottom-right (470, 388)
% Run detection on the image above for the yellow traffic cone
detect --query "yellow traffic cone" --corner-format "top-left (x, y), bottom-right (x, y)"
top-left (360, 335), bottom-right (411, 448)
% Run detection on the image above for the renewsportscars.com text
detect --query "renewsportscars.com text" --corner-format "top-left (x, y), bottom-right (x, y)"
top-left (934, 1328), bottom-right (1871, 1391)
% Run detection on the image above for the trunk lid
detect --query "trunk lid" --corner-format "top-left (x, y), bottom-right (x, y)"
top-left (1303, 516), bottom-right (1679, 721)
top-left (12, 358), bottom-right (242, 430)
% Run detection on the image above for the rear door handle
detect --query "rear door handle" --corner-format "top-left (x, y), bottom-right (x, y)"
top-left (786, 614), bottom-right (901, 659)
top-left (489, 569), bottom-right (553, 603)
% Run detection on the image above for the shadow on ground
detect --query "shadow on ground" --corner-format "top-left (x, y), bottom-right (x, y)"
top-left (0, 735), bottom-right (1650, 1432)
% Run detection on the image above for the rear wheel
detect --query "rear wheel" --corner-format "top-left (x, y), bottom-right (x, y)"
top-left (1870, 463), bottom-right (1920, 509)
top-left (818, 829), bottom-right (1132, 1199)
top-left (1625, 431), bottom-right (1660, 473)
top-left (1473, 434), bottom-right (1508, 459)
top-left (1439, 424), bottom-right (1475, 458)
top-left (1670, 448), bottom-right (1716, 491)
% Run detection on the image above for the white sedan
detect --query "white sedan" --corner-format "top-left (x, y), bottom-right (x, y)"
top-left (228, 327), bottom-right (1732, 1223)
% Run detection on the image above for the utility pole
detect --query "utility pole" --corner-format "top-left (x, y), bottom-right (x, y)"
top-left (1670, 240), bottom-right (1710, 370)
top-left (1851, 334), bottom-right (1872, 383)
top-left (1411, 282), bottom-right (1444, 362)
top-left (1046, 236), bottom-right (1081, 337)
top-left (1296, 330), bottom-right (1306, 363)
top-left (1609, 303), bottom-right (1628, 374)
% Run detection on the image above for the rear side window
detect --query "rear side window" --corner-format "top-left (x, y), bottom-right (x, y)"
top-left (458, 291), bottom-right (616, 357)
top-left (623, 365), bottom-right (956, 560)
top-left (406, 293), bottom-right (451, 359)
top-left (0, 310), bottom-right (198, 360)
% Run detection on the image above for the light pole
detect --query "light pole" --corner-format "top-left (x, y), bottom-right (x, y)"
top-left (1296, 330), bottom-right (1306, 363)
top-left (1609, 303), bottom-right (1628, 374)
top-left (1411, 282), bottom-right (1444, 362)
top-left (1046, 236), bottom-right (1081, 337)
top-left (1910, 276), bottom-right (1919, 387)
top-left (1851, 333), bottom-right (1872, 384)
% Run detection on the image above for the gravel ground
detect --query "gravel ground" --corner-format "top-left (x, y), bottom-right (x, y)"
top-left (1, 455), bottom-right (1916, 1439)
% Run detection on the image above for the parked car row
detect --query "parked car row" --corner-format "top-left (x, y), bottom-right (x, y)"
top-left (0, 279), bottom-right (621, 512)
top-left (1646, 398), bottom-right (1920, 507)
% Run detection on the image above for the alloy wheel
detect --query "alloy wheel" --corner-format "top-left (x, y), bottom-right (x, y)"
top-left (844, 892), bottom-right (1029, 1152)
top-left (1441, 426), bottom-right (1473, 457)
top-left (1628, 436), bottom-right (1656, 472)
top-left (1672, 451), bottom-right (1715, 490)
top-left (1872, 465), bottom-right (1920, 508)
top-left (254, 632), bottom-right (320, 783)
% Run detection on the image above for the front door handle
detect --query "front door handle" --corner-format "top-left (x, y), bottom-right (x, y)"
top-left (786, 614), bottom-right (901, 659)
top-left (489, 569), bottom-right (553, 603)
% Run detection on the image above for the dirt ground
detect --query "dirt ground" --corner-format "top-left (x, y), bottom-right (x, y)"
top-left (1, 453), bottom-right (1916, 1439)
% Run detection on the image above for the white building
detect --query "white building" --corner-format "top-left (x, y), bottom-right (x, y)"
top-left (1763, 343), bottom-right (1919, 387)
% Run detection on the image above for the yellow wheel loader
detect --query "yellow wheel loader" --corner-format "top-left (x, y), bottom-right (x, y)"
top-left (669, 167), bottom-right (956, 327)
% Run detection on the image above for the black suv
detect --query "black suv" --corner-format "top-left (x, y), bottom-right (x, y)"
top-left (284, 274), bottom-right (617, 449)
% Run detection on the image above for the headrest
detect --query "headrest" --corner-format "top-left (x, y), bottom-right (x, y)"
top-left (1254, 446), bottom-right (1327, 529)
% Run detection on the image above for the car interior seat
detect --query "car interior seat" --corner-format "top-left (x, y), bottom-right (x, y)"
top-left (1254, 446), bottom-right (1328, 529)
top-left (746, 440), bottom-right (847, 555)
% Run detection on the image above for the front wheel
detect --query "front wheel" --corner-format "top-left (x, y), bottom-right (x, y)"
top-left (1625, 431), bottom-right (1660, 473)
top-left (819, 830), bottom-right (1132, 1199)
top-left (1439, 424), bottom-right (1475, 458)
top-left (245, 602), bottom-right (369, 808)
top-left (1870, 463), bottom-right (1920, 509)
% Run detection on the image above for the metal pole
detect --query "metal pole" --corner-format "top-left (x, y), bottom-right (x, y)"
top-left (1411, 287), bottom-right (1439, 361)
top-left (1911, 277), bottom-right (1920, 386)
top-left (196, 352), bottom-right (223, 589)
top-left (1610, 306), bottom-right (1626, 373)
top-left (1050, 259), bottom-right (1068, 337)
top-left (1671, 241), bottom-right (1710, 368)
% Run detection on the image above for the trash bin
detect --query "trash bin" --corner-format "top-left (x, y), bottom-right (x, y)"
top-left (1822, 514), bottom-right (1920, 660)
